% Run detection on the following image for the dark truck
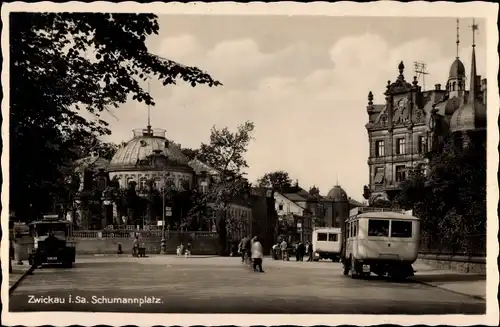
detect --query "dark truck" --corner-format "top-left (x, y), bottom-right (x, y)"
top-left (28, 218), bottom-right (76, 268)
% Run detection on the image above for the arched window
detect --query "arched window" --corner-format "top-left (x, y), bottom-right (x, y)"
top-left (458, 81), bottom-right (462, 90)
top-left (139, 178), bottom-right (147, 190)
top-left (127, 178), bottom-right (135, 188)
top-left (154, 178), bottom-right (162, 190)
top-left (452, 81), bottom-right (456, 91)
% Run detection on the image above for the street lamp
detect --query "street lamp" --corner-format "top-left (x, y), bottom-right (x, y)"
top-left (160, 173), bottom-right (172, 254)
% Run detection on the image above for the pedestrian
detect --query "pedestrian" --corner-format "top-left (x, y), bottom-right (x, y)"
top-left (251, 236), bottom-right (264, 272)
top-left (185, 242), bottom-right (192, 258)
top-left (307, 241), bottom-right (314, 261)
top-left (295, 242), bottom-right (300, 261)
top-left (280, 239), bottom-right (288, 261)
top-left (298, 242), bottom-right (305, 261)
top-left (132, 235), bottom-right (139, 257)
top-left (272, 243), bottom-right (279, 260)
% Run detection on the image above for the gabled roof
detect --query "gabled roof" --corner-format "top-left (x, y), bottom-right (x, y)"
top-left (188, 159), bottom-right (219, 175)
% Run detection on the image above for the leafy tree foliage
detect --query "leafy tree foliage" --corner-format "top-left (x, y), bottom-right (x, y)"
top-left (396, 137), bottom-right (486, 254)
top-left (257, 170), bottom-right (293, 191)
top-left (190, 121), bottom-right (255, 254)
top-left (180, 148), bottom-right (200, 161)
top-left (10, 12), bottom-right (220, 221)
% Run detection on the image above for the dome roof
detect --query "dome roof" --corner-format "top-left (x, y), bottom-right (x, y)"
top-left (449, 58), bottom-right (466, 79)
top-left (109, 128), bottom-right (189, 170)
top-left (449, 100), bottom-right (486, 133)
top-left (326, 185), bottom-right (348, 202)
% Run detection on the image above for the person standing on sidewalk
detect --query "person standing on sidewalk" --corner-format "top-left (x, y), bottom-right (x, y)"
top-left (306, 241), bottom-right (314, 261)
top-left (280, 239), bottom-right (288, 261)
top-left (251, 236), bottom-right (264, 272)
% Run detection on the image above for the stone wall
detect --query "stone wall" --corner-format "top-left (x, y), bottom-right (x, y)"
top-left (416, 254), bottom-right (486, 274)
top-left (11, 232), bottom-right (220, 257)
top-left (75, 233), bottom-right (220, 255)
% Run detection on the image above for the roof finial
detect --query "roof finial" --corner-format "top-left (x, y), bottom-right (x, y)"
top-left (468, 19), bottom-right (478, 106)
top-left (336, 172), bottom-right (339, 186)
top-left (147, 80), bottom-right (151, 131)
top-left (456, 18), bottom-right (460, 59)
top-left (470, 18), bottom-right (478, 48)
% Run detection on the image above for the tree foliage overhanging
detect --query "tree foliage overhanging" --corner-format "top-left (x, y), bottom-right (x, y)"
top-left (9, 12), bottom-right (220, 220)
top-left (395, 136), bottom-right (486, 254)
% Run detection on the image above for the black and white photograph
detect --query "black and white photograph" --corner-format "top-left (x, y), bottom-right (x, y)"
top-left (1, 2), bottom-right (498, 326)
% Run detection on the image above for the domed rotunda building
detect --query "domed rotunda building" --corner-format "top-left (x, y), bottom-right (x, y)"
top-left (108, 125), bottom-right (194, 191)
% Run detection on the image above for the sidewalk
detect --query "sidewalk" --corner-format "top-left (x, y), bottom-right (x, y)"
top-left (411, 262), bottom-right (486, 300)
top-left (9, 260), bottom-right (33, 288)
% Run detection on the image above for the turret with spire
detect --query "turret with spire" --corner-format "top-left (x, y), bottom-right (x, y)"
top-left (447, 18), bottom-right (466, 98)
top-left (450, 18), bottom-right (486, 136)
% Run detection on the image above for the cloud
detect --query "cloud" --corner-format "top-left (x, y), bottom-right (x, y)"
top-left (103, 32), bottom-right (486, 201)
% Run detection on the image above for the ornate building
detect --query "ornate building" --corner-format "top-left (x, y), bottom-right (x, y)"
top-left (71, 124), bottom-right (254, 236)
top-left (365, 19), bottom-right (486, 203)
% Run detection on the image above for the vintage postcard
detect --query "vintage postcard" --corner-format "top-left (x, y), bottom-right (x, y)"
top-left (1, 1), bottom-right (499, 326)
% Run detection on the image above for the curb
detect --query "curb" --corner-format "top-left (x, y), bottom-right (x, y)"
top-left (411, 277), bottom-right (486, 301)
top-left (9, 264), bottom-right (36, 295)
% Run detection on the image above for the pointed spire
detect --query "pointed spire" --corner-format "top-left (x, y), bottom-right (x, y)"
top-left (456, 18), bottom-right (460, 59)
top-left (336, 172), bottom-right (339, 186)
top-left (468, 19), bottom-right (478, 105)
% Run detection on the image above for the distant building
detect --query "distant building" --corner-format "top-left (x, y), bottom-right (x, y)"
top-left (364, 20), bottom-right (486, 203)
top-left (273, 185), bottom-right (364, 243)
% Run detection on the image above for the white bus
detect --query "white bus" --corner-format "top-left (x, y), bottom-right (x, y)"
top-left (341, 207), bottom-right (420, 280)
top-left (312, 228), bottom-right (342, 262)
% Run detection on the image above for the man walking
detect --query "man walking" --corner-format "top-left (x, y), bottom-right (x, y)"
top-left (280, 239), bottom-right (288, 261)
top-left (306, 241), bottom-right (314, 261)
top-left (251, 236), bottom-right (264, 272)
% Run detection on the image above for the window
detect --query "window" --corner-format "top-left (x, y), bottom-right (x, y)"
top-left (139, 178), bottom-right (147, 190)
top-left (328, 233), bottom-right (338, 242)
top-left (353, 220), bottom-right (358, 237)
top-left (317, 233), bottom-right (327, 241)
top-left (154, 178), bottom-right (162, 190)
top-left (374, 167), bottom-right (385, 184)
top-left (391, 220), bottom-right (413, 238)
top-left (418, 136), bottom-right (427, 154)
top-left (368, 219), bottom-right (390, 237)
top-left (395, 165), bottom-right (407, 182)
top-left (396, 138), bottom-right (406, 155)
top-left (278, 204), bottom-right (284, 211)
top-left (375, 140), bottom-right (385, 157)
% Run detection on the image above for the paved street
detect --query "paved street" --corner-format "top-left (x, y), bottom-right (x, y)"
top-left (9, 255), bottom-right (486, 314)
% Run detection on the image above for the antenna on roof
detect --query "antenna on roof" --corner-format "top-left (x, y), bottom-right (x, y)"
top-left (414, 61), bottom-right (429, 91)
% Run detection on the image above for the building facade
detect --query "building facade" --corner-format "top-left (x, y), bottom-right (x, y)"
top-left (365, 21), bottom-right (486, 203)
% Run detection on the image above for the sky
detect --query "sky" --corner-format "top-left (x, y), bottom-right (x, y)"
top-left (98, 15), bottom-right (486, 202)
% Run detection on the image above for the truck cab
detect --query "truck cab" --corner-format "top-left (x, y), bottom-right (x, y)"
top-left (28, 216), bottom-right (76, 268)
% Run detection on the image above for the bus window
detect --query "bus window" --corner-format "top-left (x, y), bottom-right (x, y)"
top-left (317, 233), bottom-right (327, 241)
top-left (328, 233), bottom-right (338, 242)
top-left (391, 220), bottom-right (412, 238)
top-left (368, 219), bottom-right (389, 237)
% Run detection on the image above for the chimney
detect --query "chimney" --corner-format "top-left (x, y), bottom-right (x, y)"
top-left (434, 84), bottom-right (441, 91)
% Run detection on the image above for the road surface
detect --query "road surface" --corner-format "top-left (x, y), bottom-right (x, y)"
top-left (9, 255), bottom-right (486, 314)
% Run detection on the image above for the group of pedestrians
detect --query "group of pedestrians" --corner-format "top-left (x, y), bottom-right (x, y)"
top-left (238, 236), bottom-right (265, 273)
top-left (271, 239), bottom-right (315, 262)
